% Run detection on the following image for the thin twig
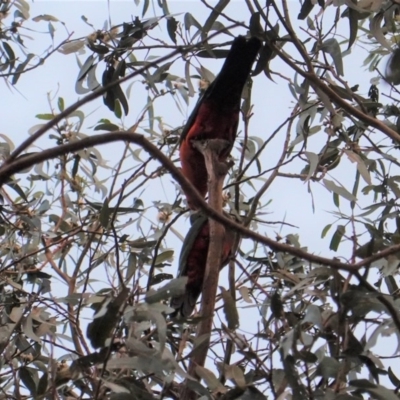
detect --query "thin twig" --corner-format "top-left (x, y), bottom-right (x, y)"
top-left (181, 138), bottom-right (230, 398)
top-left (1, 131), bottom-right (399, 272)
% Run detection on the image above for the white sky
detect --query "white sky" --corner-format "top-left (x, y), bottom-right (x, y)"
top-left (3, 0), bottom-right (378, 255)
top-left (2, 0), bottom-right (398, 393)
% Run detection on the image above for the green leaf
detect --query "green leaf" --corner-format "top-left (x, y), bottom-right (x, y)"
top-left (89, 254), bottom-right (108, 270)
top-left (345, 150), bottom-right (371, 185)
top-left (147, 95), bottom-right (154, 131)
top-left (270, 291), bottom-right (283, 319)
top-left (323, 179), bottom-right (357, 202)
top-left (19, 367), bottom-right (37, 396)
top-left (304, 151), bottom-right (319, 181)
top-left (49, 214), bottom-right (72, 232)
top-left (355, 239), bottom-right (385, 259)
top-left (2, 41), bottom-right (15, 71)
top-left (48, 21), bottom-right (55, 39)
top-left (71, 154), bottom-right (80, 177)
top-left (69, 110), bottom-right (85, 131)
top-left (200, 0), bottom-right (229, 44)
top-left (224, 364), bottom-right (247, 389)
top-left (347, 7), bottom-right (358, 50)
top-left (150, 61), bottom-right (172, 84)
top-left (220, 287), bottom-right (239, 329)
top-left (58, 40), bottom-right (85, 54)
top-left (349, 379), bottom-right (377, 389)
top-left (320, 38), bottom-right (344, 76)
top-left (196, 49), bottom-right (230, 59)
top-left (87, 288), bottom-right (129, 349)
top-left (35, 113), bottom-right (54, 120)
top-left (350, 380), bottom-right (399, 400)
top-left (6, 180), bottom-right (28, 201)
top-left (77, 54), bottom-right (95, 82)
top-left (32, 14), bottom-right (58, 22)
top-left (23, 313), bottom-right (42, 343)
top-left (15, 0), bottom-right (30, 19)
top-left (154, 249), bottom-right (174, 265)
top-left (385, 276), bottom-right (399, 295)
top-left (114, 98), bottom-right (122, 119)
top-left (195, 366), bottom-right (226, 392)
top-left (12, 53), bottom-right (34, 84)
top-left (321, 223), bottom-right (332, 239)
top-left (99, 199), bottom-right (110, 228)
top-left (298, 0), bottom-right (314, 20)
top-left (158, 0), bottom-right (169, 15)
top-left (94, 123), bottom-right (119, 131)
top-left (370, 12), bottom-right (392, 52)
top-left (166, 17), bottom-right (178, 44)
top-left (142, 0), bottom-right (150, 17)
top-left (149, 273), bottom-right (173, 285)
top-left (185, 60), bottom-right (195, 97)
top-left (145, 277), bottom-right (187, 304)
top-left (388, 367), bottom-right (400, 387)
top-left (57, 97), bottom-right (64, 112)
top-left (333, 192), bottom-right (340, 207)
top-left (386, 48), bottom-right (400, 85)
top-left (86, 42), bottom-right (109, 55)
top-left (129, 305), bottom-right (169, 356)
top-left (253, 42), bottom-right (274, 78)
top-left (128, 238), bottom-right (157, 249)
top-left (184, 12), bottom-right (202, 33)
top-left (329, 225), bottom-right (345, 252)
top-left (37, 372), bottom-right (48, 395)
top-left (86, 200), bottom-right (143, 214)
top-left (249, 12), bottom-right (263, 38)
top-left (126, 252), bottom-right (137, 282)
top-left (306, 16), bottom-right (315, 30)
top-left (302, 304), bottom-right (322, 329)
top-left (317, 357), bottom-right (340, 379)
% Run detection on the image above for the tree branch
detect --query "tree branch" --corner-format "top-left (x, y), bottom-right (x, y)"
top-left (180, 139), bottom-right (231, 398)
top-left (270, 41), bottom-right (400, 143)
top-left (1, 24), bottom-right (240, 164)
top-left (0, 131), bottom-right (398, 275)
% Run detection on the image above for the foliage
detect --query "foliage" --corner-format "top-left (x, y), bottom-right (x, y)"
top-left (2, 0), bottom-right (400, 399)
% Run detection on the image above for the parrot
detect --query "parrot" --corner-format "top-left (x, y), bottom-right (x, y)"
top-left (170, 213), bottom-right (236, 317)
top-left (179, 36), bottom-right (261, 209)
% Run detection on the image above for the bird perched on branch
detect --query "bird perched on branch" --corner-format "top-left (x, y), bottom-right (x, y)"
top-left (179, 36), bottom-right (261, 209)
top-left (170, 213), bottom-right (236, 317)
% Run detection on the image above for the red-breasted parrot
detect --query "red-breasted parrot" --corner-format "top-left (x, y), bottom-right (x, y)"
top-left (179, 36), bottom-right (261, 209)
top-left (170, 213), bottom-right (236, 317)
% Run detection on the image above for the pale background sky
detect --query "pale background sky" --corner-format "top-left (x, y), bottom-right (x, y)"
top-left (3, 0), bottom-right (377, 254)
top-left (2, 0), bottom-right (397, 392)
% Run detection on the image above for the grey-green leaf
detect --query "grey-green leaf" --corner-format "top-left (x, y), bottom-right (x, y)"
top-left (323, 179), bottom-right (357, 202)
top-left (320, 38), bottom-right (344, 76)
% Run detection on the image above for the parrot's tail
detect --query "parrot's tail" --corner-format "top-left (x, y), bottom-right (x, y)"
top-left (170, 289), bottom-right (200, 318)
top-left (204, 36), bottom-right (261, 110)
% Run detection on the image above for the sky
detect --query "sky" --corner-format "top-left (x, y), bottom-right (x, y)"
top-left (2, 0), bottom-right (398, 393)
top-left (3, 0), bottom-right (379, 256)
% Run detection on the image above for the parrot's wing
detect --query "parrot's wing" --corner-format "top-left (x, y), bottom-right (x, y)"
top-left (170, 213), bottom-right (208, 317)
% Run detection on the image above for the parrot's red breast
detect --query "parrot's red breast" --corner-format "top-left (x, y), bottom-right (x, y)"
top-left (170, 213), bottom-right (236, 318)
top-left (179, 36), bottom-right (261, 209)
